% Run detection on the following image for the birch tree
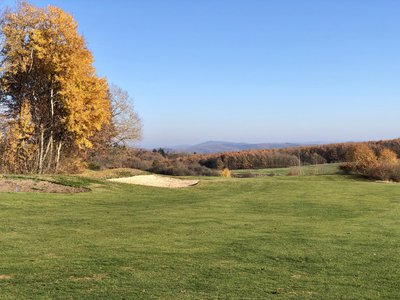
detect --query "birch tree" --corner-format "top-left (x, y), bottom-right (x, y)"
top-left (0, 2), bottom-right (111, 173)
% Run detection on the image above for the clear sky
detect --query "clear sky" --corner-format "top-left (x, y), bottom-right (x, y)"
top-left (2, 0), bottom-right (400, 148)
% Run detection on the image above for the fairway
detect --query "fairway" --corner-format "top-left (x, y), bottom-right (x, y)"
top-left (0, 174), bottom-right (399, 299)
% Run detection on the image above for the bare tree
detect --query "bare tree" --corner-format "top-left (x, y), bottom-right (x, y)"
top-left (109, 84), bottom-right (142, 146)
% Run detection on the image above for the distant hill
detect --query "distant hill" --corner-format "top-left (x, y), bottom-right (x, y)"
top-left (166, 141), bottom-right (316, 154)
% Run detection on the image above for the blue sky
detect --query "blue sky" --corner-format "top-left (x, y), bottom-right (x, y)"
top-left (2, 0), bottom-right (400, 147)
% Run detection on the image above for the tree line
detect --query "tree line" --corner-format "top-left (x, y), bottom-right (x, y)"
top-left (84, 138), bottom-right (400, 178)
top-left (196, 139), bottom-right (400, 170)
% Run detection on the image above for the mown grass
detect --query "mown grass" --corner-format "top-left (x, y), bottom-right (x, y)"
top-left (0, 171), bottom-right (399, 299)
top-left (232, 163), bottom-right (342, 176)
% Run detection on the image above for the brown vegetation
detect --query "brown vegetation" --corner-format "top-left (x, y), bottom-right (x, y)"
top-left (197, 139), bottom-right (400, 170)
top-left (340, 143), bottom-right (400, 182)
top-left (345, 144), bottom-right (377, 172)
top-left (86, 146), bottom-right (218, 176)
top-left (220, 168), bottom-right (231, 178)
top-left (84, 139), bottom-right (400, 177)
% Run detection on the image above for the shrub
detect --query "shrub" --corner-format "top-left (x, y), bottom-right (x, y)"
top-left (379, 148), bottom-right (398, 163)
top-left (345, 144), bottom-right (377, 172)
top-left (86, 146), bottom-right (217, 176)
top-left (365, 161), bottom-right (400, 182)
top-left (339, 162), bottom-right (354, 173)
top-left (342, 146), bottom-right (400, 182)
top-left (87, 163), bottom-right (101, 171)
top-left (221, 168), bottom-right (231, 178)
top-left (288, 166), bottom-right (301, 176)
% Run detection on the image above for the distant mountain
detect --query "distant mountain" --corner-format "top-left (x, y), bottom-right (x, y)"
top-left (166, 141), bottom-right (317, 154)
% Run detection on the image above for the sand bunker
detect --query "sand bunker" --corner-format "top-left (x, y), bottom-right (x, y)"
top-left (0, 179), bottom-right (87, 193)
top-left (108, 174), bottom-right (199, 189)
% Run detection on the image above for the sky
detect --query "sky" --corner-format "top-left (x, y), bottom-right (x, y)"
top-left (1, 0), bottom-right (400, 148)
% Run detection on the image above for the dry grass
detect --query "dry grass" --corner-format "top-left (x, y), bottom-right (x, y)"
top-left (78, 168), bottom-right (147, 180)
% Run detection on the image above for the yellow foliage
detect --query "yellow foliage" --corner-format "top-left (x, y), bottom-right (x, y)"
top-left (346, 144), bottom-right (377, 170)
top-left (0, 2), bottom-right (112, 172)
top-left (221, 168), bottom-right (231, 178)
top-left (3, 100), bottom-right (36, 173)
top-left (379, 148), bottom-right (398, 163)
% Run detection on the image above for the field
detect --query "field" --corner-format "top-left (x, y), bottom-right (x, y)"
top-left (0, 170), bottom-right (399, 299)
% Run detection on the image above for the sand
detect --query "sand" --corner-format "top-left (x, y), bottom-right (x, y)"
top-left (108, 174), bottom-right (199, 188)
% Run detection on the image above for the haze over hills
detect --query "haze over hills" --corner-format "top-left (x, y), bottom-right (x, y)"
top-left (166, 141), bottom-right (321, 154)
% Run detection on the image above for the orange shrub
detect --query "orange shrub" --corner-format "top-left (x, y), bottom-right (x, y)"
top-left (221, 168), bottom-right (231, 178)
top-left (379, 148), bottom-right (398, 163)
top-left (346, 144), bottom-right (377, 171)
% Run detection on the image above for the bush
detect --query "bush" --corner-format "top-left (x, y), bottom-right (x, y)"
top-left (288, 166), bottom-right (301, 176)
top-left (379, 148), bottom-right (398, 163)
top-left (87, 163), bottom-right (101, 171)
top-left (345, 144), bottom-right (377, 173)
top-left (339, 162), bottom-right (354, 173)
top-left (86, 146), bottom-right (217, 176)
top-left (220, 168), bottom-right (231, 178)
top-left (148, 159), bottom-right (217, 176)
top-left (364, 161), bottom-right (400, 182)
top-left (342, 146), bottom-right (400, 181)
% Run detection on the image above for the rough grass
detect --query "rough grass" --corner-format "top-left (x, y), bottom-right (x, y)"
top-left (78, 167), bottom-right (147, 180)
top-left (0, 172), bottom-right (399, 299)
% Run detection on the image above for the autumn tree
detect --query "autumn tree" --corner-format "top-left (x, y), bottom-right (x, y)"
top-left (2, 100), bottom-right (35, 173)
top-left (378, 148), bottom-right (397, 163)
top-left (0, 2), bottom-right (111, 173)
top-left (346, 144), bottom-right (377, 171)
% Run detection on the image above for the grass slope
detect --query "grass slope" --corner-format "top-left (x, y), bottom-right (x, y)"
top-left (0, 173), bottom-right (399, 299)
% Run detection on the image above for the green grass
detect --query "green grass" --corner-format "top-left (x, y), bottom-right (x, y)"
top-left (232, 163), bottom-right (342, 176)
top-left (0, 172), bottom-right (399, 299)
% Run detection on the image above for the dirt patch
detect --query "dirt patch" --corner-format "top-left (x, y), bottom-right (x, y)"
top-left (0, 275), bottom-right (12, 280)
top-left (108, 174), bottom-right (199, 189)
top-left (0, 179), bottom-right (87, 193)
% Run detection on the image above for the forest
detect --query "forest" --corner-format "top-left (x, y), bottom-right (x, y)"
top-left (196, 139), bottom-right (400, 170)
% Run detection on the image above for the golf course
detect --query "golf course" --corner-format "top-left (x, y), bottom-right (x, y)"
top-left (0, 167), bottom-right (399, 299)
top-left (1, 1), bottom-right (400, 299)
